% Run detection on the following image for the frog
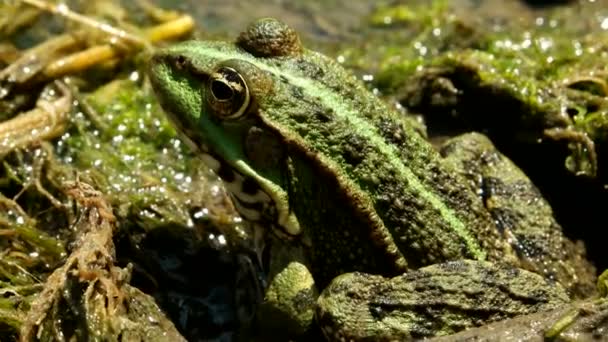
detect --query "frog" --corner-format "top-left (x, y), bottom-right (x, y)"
top-left (147, 18), bottom-right (596, 340)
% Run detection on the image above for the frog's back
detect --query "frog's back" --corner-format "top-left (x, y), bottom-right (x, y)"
top-left (241, 20), bottom-right (594, 295)
top-left (242, 31), bottom-right (512, 275)
top-left (149, 18), bottom-right (595, 295)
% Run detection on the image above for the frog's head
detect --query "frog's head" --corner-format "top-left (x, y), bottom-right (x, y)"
top-left (148, 18), bottom-right (304, 239)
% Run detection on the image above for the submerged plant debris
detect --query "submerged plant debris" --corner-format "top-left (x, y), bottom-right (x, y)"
top-left (0, 1), bottom-right (258, 341)
top-left (1, 0), bottom-right (608, 341)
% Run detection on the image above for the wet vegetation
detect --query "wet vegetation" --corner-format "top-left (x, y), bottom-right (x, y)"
top-left (0, 1), bottom-right (252, 340)
top-left (1, 0), bottom-right (608, 340)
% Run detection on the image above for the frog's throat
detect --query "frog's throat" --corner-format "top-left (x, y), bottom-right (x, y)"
top-left (165, 108), bottom-right (301, 237)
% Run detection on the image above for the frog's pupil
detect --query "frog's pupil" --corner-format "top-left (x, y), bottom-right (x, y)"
top-left (211, 80), bottom-right (234, 101)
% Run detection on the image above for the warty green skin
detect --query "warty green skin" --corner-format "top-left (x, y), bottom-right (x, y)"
top-left (147, 18), bottom-right (595, 339)
top-left (148, 38), bottom-right (512, 283)
top-left (316, 133), bottom-right (597, 340)
top-left (439, 133), bottom-right (596, 298)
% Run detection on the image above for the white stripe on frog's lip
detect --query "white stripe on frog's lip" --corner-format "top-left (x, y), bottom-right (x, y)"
top-left (178, 128), bottom-right (293, 237)
top-left (162, 90), bottom-right (301, 237)
top-left (203, 153), bottom-right (300, 239)
top-left (198, 148), bottom-right (271, 205)
top-left (166, 109), bottom-right (269, 218)
top-left (198, 146), bottom-right (272, 206)
top-left (167, 110), bottom-right (271, 205)
top-left (202, 154), bottom-right (300, 239)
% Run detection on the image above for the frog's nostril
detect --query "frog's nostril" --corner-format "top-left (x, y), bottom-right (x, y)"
top-left (174, 55), bottom-right (187, 69)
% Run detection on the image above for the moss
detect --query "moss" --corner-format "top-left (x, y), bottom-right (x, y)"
top-left (338, 1), bottom-right (608, 183)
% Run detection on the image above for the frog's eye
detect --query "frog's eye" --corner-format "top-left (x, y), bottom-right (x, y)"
top-left (206, 66), bottom-right (251, 120)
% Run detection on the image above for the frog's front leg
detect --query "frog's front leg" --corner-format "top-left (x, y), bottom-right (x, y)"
top-left (254, 237), bottom-right (318, 340)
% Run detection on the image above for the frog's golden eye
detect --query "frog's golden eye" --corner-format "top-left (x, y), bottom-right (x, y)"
top-left (206, 66), bottom-right (251, 120)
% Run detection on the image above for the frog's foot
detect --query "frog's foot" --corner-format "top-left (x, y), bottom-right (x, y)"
top-left (255, 261), bottom-right (318, 339)
top-left (316, 260), bottom-right (570, 341)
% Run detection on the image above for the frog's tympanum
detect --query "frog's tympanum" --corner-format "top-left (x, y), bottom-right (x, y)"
top-left (148, 18), bottom-right (596, 341)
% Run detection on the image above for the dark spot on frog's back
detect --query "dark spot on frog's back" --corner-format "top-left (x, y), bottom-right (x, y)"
top-left (481, 177), bottom-right (516, 201)
top-left (294, 58), bottom-right (325, 79)
top-left (291, 287), bottom-right (317, 312)
top-left (314, 109), bottom-right (333, 123)
top-left (289, 92), bottom-right (333, 123)
top-left (489, 207), bottom-right (518, 234)
top-left (341, 134), bottom-right (368, 166)
top-left (511, 237), bottom-right (546, 260)
top-left (378, 117), bottom-right (407, 145)
top-left (290, 85), bottom-right (305, 100)
top-left (439, 141), bottom-right (457, 158)
top-left (436, 260), bottom-right (472, 274)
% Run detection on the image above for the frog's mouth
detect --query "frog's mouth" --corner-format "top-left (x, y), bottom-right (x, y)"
top-left (151, 101), bottom-right (299, 242)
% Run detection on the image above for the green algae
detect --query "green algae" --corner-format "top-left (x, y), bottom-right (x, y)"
top-left (340, 1), bottom-right (608, 183)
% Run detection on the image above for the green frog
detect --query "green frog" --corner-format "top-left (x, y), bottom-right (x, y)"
top-left (147, 18), bottom-right (596, 340)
